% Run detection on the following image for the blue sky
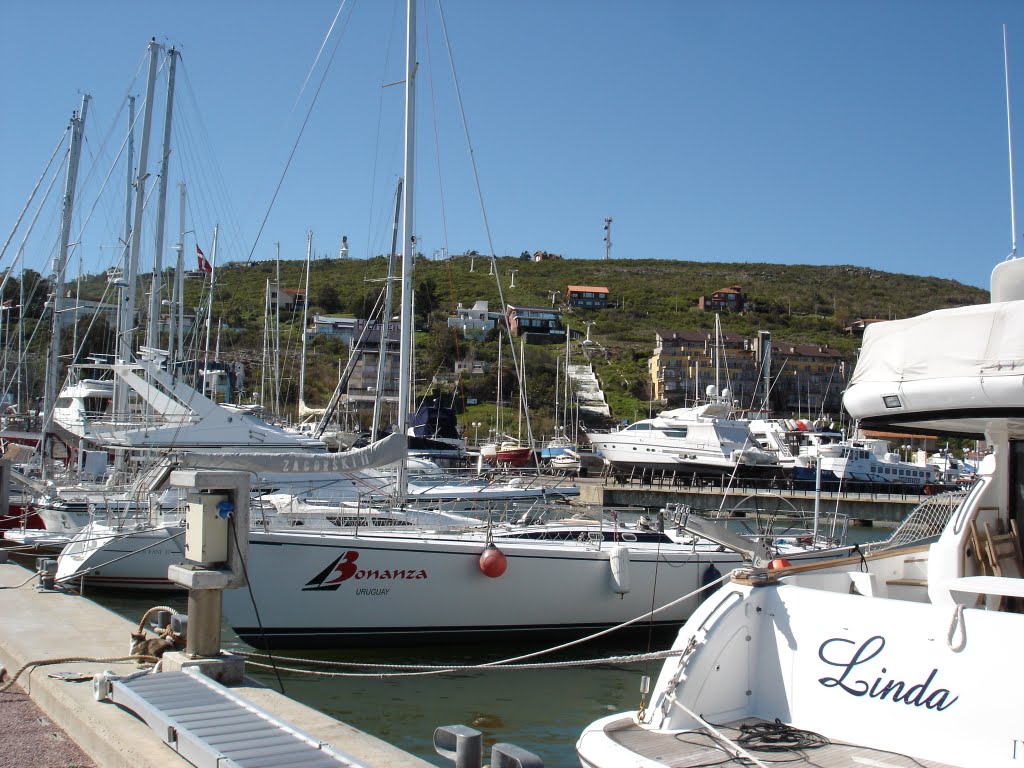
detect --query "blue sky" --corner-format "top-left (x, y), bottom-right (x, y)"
top-left (3, 1), bottom-right (1024, 291)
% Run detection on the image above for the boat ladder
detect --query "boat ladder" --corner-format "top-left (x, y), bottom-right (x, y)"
top-left (95, 667), bottom-right (367, 768)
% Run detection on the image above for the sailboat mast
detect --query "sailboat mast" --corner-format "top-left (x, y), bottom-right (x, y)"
top-left (201, 224), bottom-right (218, 394)
top-left (42, 94), bottom-right (89, 480)
top-left (395, 0), bottom-right (417, 499)
top-left (117, 38), bottom-right (160, 414)
top-left (121, 94), bottom-right (136, 289)
top-left (1005, 24), bottom-right (1018, 259)
top-left (372, 180), bottom-right (403, 442)
top-left (274, 242), bottom-right (282, 415)
top-left (298, 231), bottom-right (312, 413)
top-left (168, 181), bottom-right (186, 365)
top-left (146, 47), bottom-right (177, 350)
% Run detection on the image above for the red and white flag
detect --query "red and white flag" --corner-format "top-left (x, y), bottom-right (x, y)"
top-left (197, 245), bottom-right (213, 274)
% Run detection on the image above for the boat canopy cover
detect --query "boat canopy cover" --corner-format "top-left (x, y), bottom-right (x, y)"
top-left (174, 432), bottom-right (407, 474)
top-left (845, 299), bottom-right (1024, 436)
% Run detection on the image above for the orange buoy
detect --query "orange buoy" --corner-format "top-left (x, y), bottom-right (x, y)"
top-left (479, 543), bottom-right (508, 577)
top-left (770, 558), bottom-right (792, 570)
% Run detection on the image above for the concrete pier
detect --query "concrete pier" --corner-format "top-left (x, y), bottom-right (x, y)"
top-left (0, 561), bottom-right (433, 768)
top-left (574, 475), bottom-right (926, 524)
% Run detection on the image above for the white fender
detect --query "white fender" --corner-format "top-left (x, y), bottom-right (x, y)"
top-left (609, 545), bottom-right (631, 595)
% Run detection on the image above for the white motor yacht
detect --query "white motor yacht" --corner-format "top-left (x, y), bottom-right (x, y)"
top-left (587, 396), bottom-right (779, 480)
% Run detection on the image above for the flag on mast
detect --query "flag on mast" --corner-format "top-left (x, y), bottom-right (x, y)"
top-left (197, 245), bottom-right (213, 275)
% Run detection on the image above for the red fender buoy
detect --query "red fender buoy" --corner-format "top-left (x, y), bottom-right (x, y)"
top-left (770, 558), bottom-right (792, 570)
top-left (479, 543), bottom-right (508, 577)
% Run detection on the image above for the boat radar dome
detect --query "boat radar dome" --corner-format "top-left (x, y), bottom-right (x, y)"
top-left (705, 385), bottom-right (718, 398)
top-left (991, 255), bottom-right (1024, 302)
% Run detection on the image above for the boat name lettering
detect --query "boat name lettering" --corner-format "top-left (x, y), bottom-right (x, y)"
top-left (283, 457), bottom-right (345, 473)
top-left (355, 588), bottom-right (390, 596)
top-left (302, 551), bottom-right (427, 591)
top-left (817, 635), bottom-right (958, 711)
top-left (354, 568), bottom-right (427, 580)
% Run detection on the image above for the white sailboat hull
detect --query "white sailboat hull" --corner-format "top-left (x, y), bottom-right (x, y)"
top-left (56, 522), bottom-right (186, 590)
top-left (221, 528), bottom-right (850, 648)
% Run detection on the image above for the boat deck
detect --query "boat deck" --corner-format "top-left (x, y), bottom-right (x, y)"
top-left (594, 715), bottom-right (955, 767)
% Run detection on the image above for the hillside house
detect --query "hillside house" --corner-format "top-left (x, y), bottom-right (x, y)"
top-left (447, 300), bottom-right (500, 340)
top-left (268, 285), bottom-right (304, 311)
top-left (698, 285), bottom-right (744, 312)
top-left (308, 314), bottom-right (358, 343)
top-left (565, 285), bottom-right (610, 309)
top-left (506, 304), bottom-right (565, 343)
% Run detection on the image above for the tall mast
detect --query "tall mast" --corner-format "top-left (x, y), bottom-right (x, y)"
top-left (603, 217), bottom-right (613, 260)
top-left (42, 94), bottom-right (89, 479)
top-left (298, 231), bottom-right (312, 413)
top-left (147, 47), bottom-right (178, 350)
top-left (168, 182), bottom-right (185, 364)
top-left (395, 0), bottom-right (417, 500)
top-left (1005, 24), bottom-right (1018, 260)
top-left (372, 179), bottom-right (402, 442)
top-left (116, 39), bottom-right (160, 415)
top-left (122, 95), bottom-right (136, 284)
top-left (274, 242), bottom-right (281, 415)
top-left (202, 224), bottom-right (219, 393)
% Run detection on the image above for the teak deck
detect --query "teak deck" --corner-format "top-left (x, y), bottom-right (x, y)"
top-left (595, 715), bottom-right (955, 767)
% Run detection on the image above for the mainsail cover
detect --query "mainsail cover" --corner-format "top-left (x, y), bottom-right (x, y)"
top-left (173, 432), bottom-right (407, 474)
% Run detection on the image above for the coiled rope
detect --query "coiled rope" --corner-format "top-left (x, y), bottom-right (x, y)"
top-left (737, 718), bottom-right (829, 752)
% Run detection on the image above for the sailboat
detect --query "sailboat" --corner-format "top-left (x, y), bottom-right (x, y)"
top-left (479, 336), bottom-right (533, 467)
top-left (217, 1), bottom-right (860, 649)
top-left (541, 334), bottom-right (580, 473)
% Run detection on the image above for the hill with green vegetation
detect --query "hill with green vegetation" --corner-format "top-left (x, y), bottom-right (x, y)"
top-left (67, 255), bottom-right (987, 434)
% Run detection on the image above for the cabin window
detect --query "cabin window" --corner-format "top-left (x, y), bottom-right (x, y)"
top-left (84, 397), bottom-right (109, 414)
top-left (664, 429), bottom-right (688, 438)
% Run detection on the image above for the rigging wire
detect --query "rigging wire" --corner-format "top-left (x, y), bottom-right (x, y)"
top-left (242, 0), bottom-right (355, 265)
top-left (0, 127), bottom-right (69, 272)
top-left (434, 0), bottom-right (541, 469)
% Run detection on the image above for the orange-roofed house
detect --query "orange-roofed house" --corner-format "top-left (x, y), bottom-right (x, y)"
top-left (565, 285), bottom-right (610, 309)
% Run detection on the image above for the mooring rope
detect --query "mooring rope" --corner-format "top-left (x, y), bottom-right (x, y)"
top-left (238, 648), bottom-right (685, 679)
top-left (0, 655), bottom-right (161, 694)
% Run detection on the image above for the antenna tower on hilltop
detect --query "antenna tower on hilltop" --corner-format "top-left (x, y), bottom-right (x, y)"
top-left (603, 217), bottom-right (613, 259)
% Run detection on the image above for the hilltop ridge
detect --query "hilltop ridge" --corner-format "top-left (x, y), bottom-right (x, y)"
top-left (69, 256), bottom-right (988, 425)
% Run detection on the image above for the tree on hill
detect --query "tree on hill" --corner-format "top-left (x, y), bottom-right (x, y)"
top-left (317, 284), bottom-right (341, 313)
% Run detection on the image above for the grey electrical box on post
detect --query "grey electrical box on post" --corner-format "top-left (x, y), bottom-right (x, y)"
top-left (184, 492), bottom-right (230, 565)
top-left (169, 470), bottom-right (250, 589)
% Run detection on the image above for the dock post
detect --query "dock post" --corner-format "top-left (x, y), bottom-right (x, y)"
top-left (163, 470), bottom-right (251, 684)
